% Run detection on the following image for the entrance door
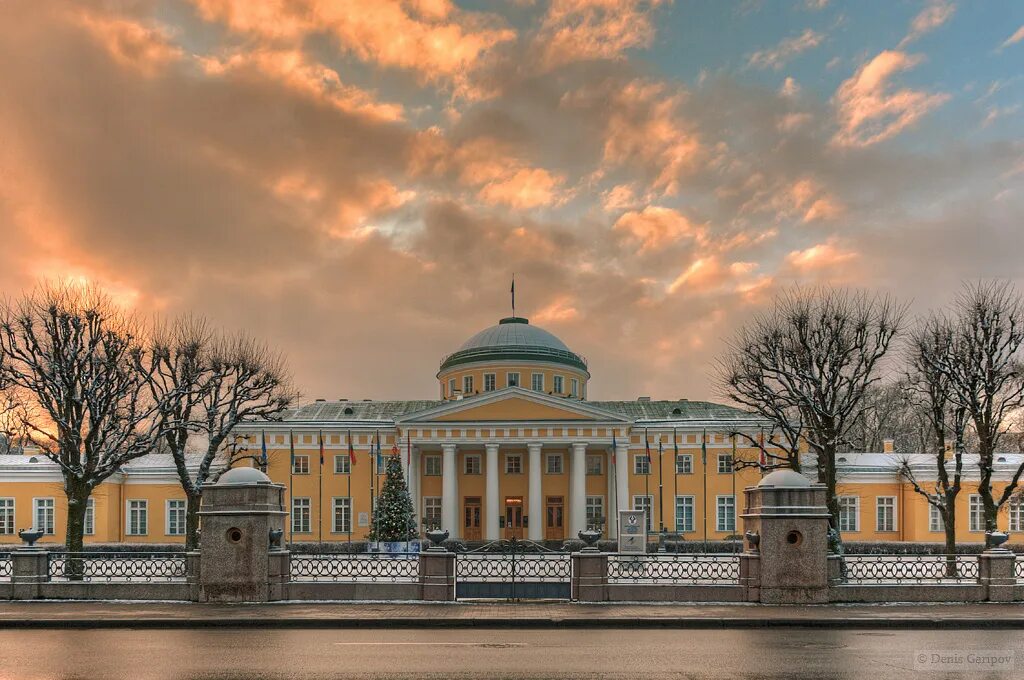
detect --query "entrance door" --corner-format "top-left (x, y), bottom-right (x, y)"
top-left (463, 497), bottom-right (482, 541)
top-left (545, 496), bottom-right (564, 540)
top-left (504, 497), bottom-right (524, 539)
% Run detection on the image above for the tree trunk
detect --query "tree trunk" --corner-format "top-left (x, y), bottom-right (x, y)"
top-left (942, 509), bottom-right (958, 578)
top-left (63, 483), bottom-right (90, 580)
top-left (185, 490), bottom-right (202, 551)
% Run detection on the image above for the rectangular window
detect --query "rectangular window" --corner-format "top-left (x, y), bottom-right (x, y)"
top-left (423, 497), bottom-right (442, 530)
top-left (448, 378), bottom-right (456, 397)
top-left (483, 373), bottom-right (496, 392)
top-left (586, 454), bottom-right (602, 475)
top-left (716, 496), bottom-right (736, 533)
top-left (570, 378), bottom-right (578, 397)
top-left (84, 498), bottom-right (95, 536)
top-left (675, 496), bottom-right (695, 533)
top-left (675, 454), bottom-right (693, 474)
top-left (166, 499), bottom-right (186, 536)
top-left (633, 454), bottom-right (650, 476)
top-left (632, 495), bottom-right (654, 531)
top-left (876, 497), bottom-right (896, 532)
top-left (127, 500), bottom-right (148, 536)
top-left (291, 498), bottom-right (311, 533)
top-left (292, 454), bottom-right (310, 475)
top-left (717, 453), bottom-right (733, 474)
top-left (838, 496), bottom-right (859, 533)
top-left (463, 375), bottom-right (474, 394)
top-left (0, 498), bottom-right (14, 535)
top-left (424, 455), bottom-right (442, 476)
top-left (553, 375), bottom-right (564, 394)
top-left (505, 454), bottom-right (522, 474)
top-left (464, 454), bottom-right (481, 475)
top-left (334, 454), bottom-right (351, 474)
top-left (506, 372), bottom-right (520, 388)
top-left (332, 497), bottom-right (352, 534)
top-left (585, 496), bottom-right (604, 530)
top-left (33, 498), bottom-right (55, 535)
top-left (1010, 497), bottom-right (1024, 533)
top-left (546, 454), bottom-right (563, 475)
top-left (929, 503), bottom-right (943, 533)
top-left (969, 494), bottom-right (983, 532)
top-left (531, 373), bottom-right (544, 391)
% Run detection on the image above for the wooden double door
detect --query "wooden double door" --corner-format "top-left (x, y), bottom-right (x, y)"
top-left (463, 497), bottom-right (482, 541)
top-left (463, 495), bottom-right (565, 541)
top-left (545, 496), bottom-right (564, 540)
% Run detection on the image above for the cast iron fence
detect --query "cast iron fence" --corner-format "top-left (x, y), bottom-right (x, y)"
top-left (290, 554), bottom-right (419, 582)
top-left (47, 552), bottom-right (188, 582)
top-left (1016, 556), bottom-right (1024, 581)
top-left (836, 554), bottom-right (979, 584)
top-left (454, 539), bottom-right (572, 599)
top-left (606, 554), bottom-right (740, 584)
top-left (0, 552), bottom-right (11, 579)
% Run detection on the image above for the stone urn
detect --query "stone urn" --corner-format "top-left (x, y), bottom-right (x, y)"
top-left (578, 529), bottom-right (602, 552)
top-left (18, 528), bottom-right (44, 547)
top-left (985, 531), bottom-right (1010, 551)
top-left (425, 529), bottom-right (449, 551)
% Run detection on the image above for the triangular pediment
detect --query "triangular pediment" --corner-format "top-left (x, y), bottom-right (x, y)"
top-left (398, 387), bottom-right (629, 424)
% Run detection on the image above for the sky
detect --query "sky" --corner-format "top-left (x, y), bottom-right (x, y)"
top-left (0, 0), bottom-right (1021, 404)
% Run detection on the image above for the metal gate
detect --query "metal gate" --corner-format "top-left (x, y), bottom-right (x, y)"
top-left (455, 538), bottom-right (571, 600)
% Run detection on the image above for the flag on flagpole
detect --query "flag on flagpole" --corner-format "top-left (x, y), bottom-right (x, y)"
top-left (612, 432), bottom-right (618, 465)
top-left (348, 430), bottom-right (357, 465)
top-left (644, 428), bottom-right (652, 465)
top-left (673, 427), bottom-right (679, 464)
top-left (260, 430), bottom-right (268, 471)
top-left (701, 428), bottom-right (707, 466)
top-left (319, 430), bottom-right (324, 467)
top-left (375, 430), bottom-right (383, 469)
top-left (289, 430), bottom-right (295, 468)
top-left (510, 275), bottom-right (515, 317)
top-left (406, 433), bottom-right (411, 466)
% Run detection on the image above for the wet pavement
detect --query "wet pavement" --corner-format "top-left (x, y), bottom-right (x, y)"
top-left (0, 627), bottom-right (1022, 678)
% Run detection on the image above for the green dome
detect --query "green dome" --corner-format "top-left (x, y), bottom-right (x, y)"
top-left (439, 317), bottom-right (588, 374)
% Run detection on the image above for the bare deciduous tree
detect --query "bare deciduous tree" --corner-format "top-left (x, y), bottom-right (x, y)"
top-left (145, 320), bottom-right (291, 549)
top-left (0, 284), bottom-right (161, 552)
top-left (897, 315), bottom-right (967, 573)
top-left (923, 282), bottom-right (1024, 535)
top-left (716, 287), bottom-right (906, 542)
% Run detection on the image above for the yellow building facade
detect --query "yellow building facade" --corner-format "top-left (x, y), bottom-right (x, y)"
top-left (1, 314), bottom-right (1023, 545)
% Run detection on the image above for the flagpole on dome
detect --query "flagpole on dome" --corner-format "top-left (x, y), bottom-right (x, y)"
top-left (510, 274), bottom-right (515, 318)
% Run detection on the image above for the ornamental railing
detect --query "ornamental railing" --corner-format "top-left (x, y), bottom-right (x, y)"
top-left (456, 553), bottom-right (572, 582)
top-left (835, 554), bottom-right (979, 584)
top-left (606, 554), bottom-right (740, 584)
top-left (1015, 556), bottom-right (1024, 581)
top-left (290, 554), bottom-right (419, 582)
top-left (47, 552), bottom-right (188, 582)
top-left (0, 552), bottom-right (11, 579)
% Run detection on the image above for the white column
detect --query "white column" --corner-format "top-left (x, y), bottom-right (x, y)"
top-left (441, 443), bottom-right (459, 539)
top-left (485, 442), bottom-right (500, 541)
top-left (527, 442), bottom-right (543, 542)
top-left (570, 442), bottom-right (588, 537)
top-left (615, 440), bottom-right (630, 537)
top-left (606, 449), bottom-right (616, 539)
top-left (408, 446), bottom-right (420, 536)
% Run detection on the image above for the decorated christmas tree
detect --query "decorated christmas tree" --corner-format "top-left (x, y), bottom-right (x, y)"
top-left (368, 454), bottom-right (417, 542)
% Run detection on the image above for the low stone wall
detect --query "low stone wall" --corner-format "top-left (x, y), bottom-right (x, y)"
top-left (36, 582), bottom-right (194, 601)
top-left (607, 584), bottom-right (746, 602)
top-left (830, 584), bottom-right (987, 603)
top-left (287, 581), bottom-right (422, 601)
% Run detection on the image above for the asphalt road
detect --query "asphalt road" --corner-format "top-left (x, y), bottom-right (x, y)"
top-left (0, 628), bottom-right (1021, 679)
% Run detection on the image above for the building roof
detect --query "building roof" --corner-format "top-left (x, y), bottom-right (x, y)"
top-left (438, 317), bottom-right (589, 374)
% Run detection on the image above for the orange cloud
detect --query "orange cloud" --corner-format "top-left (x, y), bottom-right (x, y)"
top-left (613, 206), bottom-right (704, 252)
top-left (1000, 25), bottom-right (1024, 49)
top-left (533, 295), bottom-right (581, 323)
top-left (785, 240), bottom-right (858, 271)
top-left (747, 29), bottom-right (824, 70)
top-left (478, 167), bottom-right (565, 209)
top-left (74, 11), bottom-right (183, 76)
top-left (832, 50), bottom-right (950, 147)
top-left (898, 1), bottom-right (955, 48)
top-left (537, 0), bottom-right (670, 69)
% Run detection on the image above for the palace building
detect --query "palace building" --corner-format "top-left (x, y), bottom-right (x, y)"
top-left (1, 314), bottom-right (1023, 545)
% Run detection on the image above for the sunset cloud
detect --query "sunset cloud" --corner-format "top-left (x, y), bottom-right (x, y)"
top-left (613, 206), bottom-right (704, 253)
top-left (1000, 25), bottom-right (1024, 49)
top-left (537, 0), bottom-right (669, 68)
top-left (898, 1), bottom-right (955, 48)
top-left (747, 29), bottom-right (824, 70)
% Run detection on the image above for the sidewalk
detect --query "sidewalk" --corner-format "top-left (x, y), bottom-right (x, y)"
top-left (1, 601), bottom-right (1022, 629)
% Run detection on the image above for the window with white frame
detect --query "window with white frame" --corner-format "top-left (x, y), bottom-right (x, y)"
top-left (717, 453), bottom-right (733, 474)
top-left (929, 503), bottom-right (944, 532)
top-left (292, 498), bottom-right (311, 533)
top-left (84, 498), bottom-right (95, 536)
top-left (463, 375), bottom-right (474, 394)
top-left (716, 495), bottom-right (736, 533)
top-left (483, 373), bottom-right (496, 391)
top-left (585, 496), bottom-right (604, 530)
top-left (292, 454), bottom-right (310, 475)
top-left (633, 454), bottom-right (650, 476)
top-left (1009, 497), bottom-right (1024, 532)
top-left (876, 497), bottom-right (896, 532)
top-left (507, 372), bottom-right (520, 388)
top-left (553, 375), bottom-right (564, 394)
top-left (675, 496), bottom-right (695, 533)
top-left (531, 373), bottom-right (544, 391)
top-left (675, 454), bottom-right (693, 474)
top-left (423, 497), bottom-right (442, 530)
top-left (424, 455), bottom-right (442, 476)
top-left (969, 494), bottom-right (983, 532)
top-left (838, 496), bottom-right (860, 532)
top-left (334, 454), bottom-right (351, 474)
top-left (127, 500), bottom-right (148, 536)
top-left (546, 453), bottom-right (563, 474)
top-left (632, 495), bottom-right (654, 531)
top-left (33, 498), bottom-right (55, 535)
top-left (448, 378), bottom-right (456, 397)
top-left (586, 454), bottom-right (602, 475)
top-left (333, 497), bottom-right (352, 533)
top-left (570, 378), bottom-right (578, 397)
top-left (505, 454), bottom-right (522, 474)
top-left (166, 499), bottom-right (186, 536)
top-left (0, 498), bottom-right (14, 534)
top-left (464, 454), bottom-right (481, 475)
